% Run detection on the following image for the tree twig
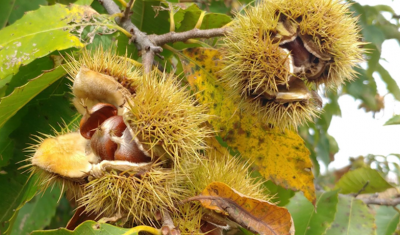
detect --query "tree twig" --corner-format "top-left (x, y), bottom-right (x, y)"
top-left (98, 0), bottom-right (230, 73)
top-left (361, 197), bottom-right (400, 206)
top-left (354, 181), bottom-right (369, 198)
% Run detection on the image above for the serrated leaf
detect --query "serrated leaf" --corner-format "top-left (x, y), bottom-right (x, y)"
top-left (376, 206), bottom-right (400, 235)
top-left (30, 221), bottom-right (130, 234)
top-left (0, 0), bottom-right (15, 29)
top-left (325, 195), bottom-right (376, 235)
top-left (287, 191), bottom-right (338, 235)
top-left (385, 115), bottom-right (400, 126)
top-left (376, 64), bottom-right (400, 101)
top-left (10, 186), bottom-right (61, 235)
top-left (0, 66), bottom-right (66, 128)
top-left (187, 182), bottom-right (294, 235)
top-left (180, 47), bottom-right (316, 204)
top-left (0, 4), bottom-right (93, 78)
top-left (335, 167), bottom-right (393, 194)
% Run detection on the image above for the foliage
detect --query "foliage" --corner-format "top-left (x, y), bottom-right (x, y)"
top-left (0, 0), bottom-right (399, 234)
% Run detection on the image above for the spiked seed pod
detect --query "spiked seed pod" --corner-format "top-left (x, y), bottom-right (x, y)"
top-left (64, 47), bottom-right (141, 115)
top-left (25, 131), bottom-right (100, 200)
top-left (222, 0), bottom-right (364, 129)
top-left (123, 71), bottom-right (212, 164)
top-left (171, 152), bottom-right (270, 233)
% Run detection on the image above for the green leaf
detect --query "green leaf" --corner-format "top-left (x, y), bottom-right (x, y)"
top-left (385, 115), bottom-right (400, 126)
top-left (335, 167), bottom-right (394, 194)
top-left (0, 165), bottom-right (38, 234)
top-left (287, 191), bottom-right (339, 235)
top-left (4, 56), bottom-right (55, 97)
top-left (362, 25), bottom-right (386, 51)
top-left (7, 0), bottom-right (48, 26)
top-left (176, 4), bottom-right (202, 32)
top-left (0, 76), bottom-right (76, 234)
top-left (344, 67), bottom-right (378, 111)
top-left (200, 13), bottom-right (231, 29)
top-left (376, 206), bottom-right (400, 235)
top-left (31, 221), bottom-right (130, 234)
top-left (376, 64), bottom-right (400, 101)
top-left (174, 4), bottom-right (200, 30)
top-left (131, 0), bottom-right (170, 35)
top-left (0, 66), bottom-right (66, 128)
top-left (0, 4), bottom-right (92, 79)
top-left (325, 195), bottom-right (376, 235)
top-left (10, 186), bottom-right (61, 235)
top-left (0, 0), bottom-right (15, 29)
top-left (263, 181), bottom-right (295, 206)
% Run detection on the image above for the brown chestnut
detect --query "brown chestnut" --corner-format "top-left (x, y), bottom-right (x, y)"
top-left (90, 115), bottom-right (126, 161)
top-left (80, 103), bottom-right (118, 139)
top-left (111, 128), bottom-right (151, 163)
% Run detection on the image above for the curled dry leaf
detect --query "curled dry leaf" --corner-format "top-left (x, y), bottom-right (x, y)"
top-left (185, 182), bottom-right (294, 235)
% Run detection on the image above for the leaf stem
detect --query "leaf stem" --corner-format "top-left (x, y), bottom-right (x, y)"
top-left (122, 225), bottom-right (162, 235)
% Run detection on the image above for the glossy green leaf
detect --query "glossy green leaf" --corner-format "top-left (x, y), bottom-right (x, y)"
top-left (4, 56), bottom-right (55, 97)
top-left (10, 186), bottom-right (61, 235)
top-left (176, 4), bottom-right (202, 32)
top-left (131, 0), bottom-right (170, 35)
top-left (0, 164), bottom-right (38, 234)
top-left (376, 206), bottom-right (400, 235)
top-left (376, 64), bottom-right (400, 101)
top-left (0, 0), bottom-right (15, 29)
top-left (174, 4), bottom-right (200, 30)
top-left (287, 191), bottom-right (338, 235)
top-left (385, 115), bottom-right (400, 126)
top-left (0, 76), bottom-right (76, 233)
top-left (31, 221), bottom-right (130, 234)
top-left (325, 195), bottom-right (376, 235)
top-left (0, 66), bottom-right (66, 128)
top-left (335, 167), bottom-right (394, 194)
top-left (0, 4), bottom-right (92, 78)
top-left (7, 0), bottom-right (48, 26)
top-left (200, 13), bottom-right (231, 29)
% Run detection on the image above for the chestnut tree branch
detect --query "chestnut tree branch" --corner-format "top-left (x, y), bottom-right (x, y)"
top-left (98, 0), bottom-right (230, 73)
top-left (361, 197), bottom-right (400, 206)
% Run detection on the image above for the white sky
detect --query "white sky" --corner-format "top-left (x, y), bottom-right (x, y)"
top-left (326, 0), bottom-right (400, 171)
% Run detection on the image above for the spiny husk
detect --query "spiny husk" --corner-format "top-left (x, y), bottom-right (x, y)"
top-left (124, 70), bottom-right (212, 164)
top-left (63, 46), bottom-right (142, 93)
top-left (185, 152), bottom-right (269, 200)
top-left (246, 97), bottom-right (321, 130)
top-left (170, 152), bottom-right (271, 234)
top-left (80, 165), bottom-right (190, 226)
top-left (171, 203), bottom-right (205, 235)
top-left (23, 127), bottom-right (87, 201)
top-left (28, 167), bottom-right (84, 201)
top-left (223, 0), bottom-right (363, 90)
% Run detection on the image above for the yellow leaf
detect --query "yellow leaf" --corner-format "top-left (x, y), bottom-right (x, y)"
top-left (181, 47), bottom-right (316, 204)
top-left (186, 182), bottom-right (294, 235)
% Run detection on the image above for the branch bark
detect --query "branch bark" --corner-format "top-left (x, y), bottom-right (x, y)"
top-left (98, 0), bottom-right (230, 73)
top-left (361, 197), bottom-right (400, 206)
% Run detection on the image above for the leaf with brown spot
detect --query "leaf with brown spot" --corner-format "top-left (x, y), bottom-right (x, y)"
top-left (186, 182), bottom-right (294, 235)
top-left (180, 47), bottom-right (316, 204)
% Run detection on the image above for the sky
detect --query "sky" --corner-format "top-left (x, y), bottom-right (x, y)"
top-left (326, 0), bottom-right (400, 172)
